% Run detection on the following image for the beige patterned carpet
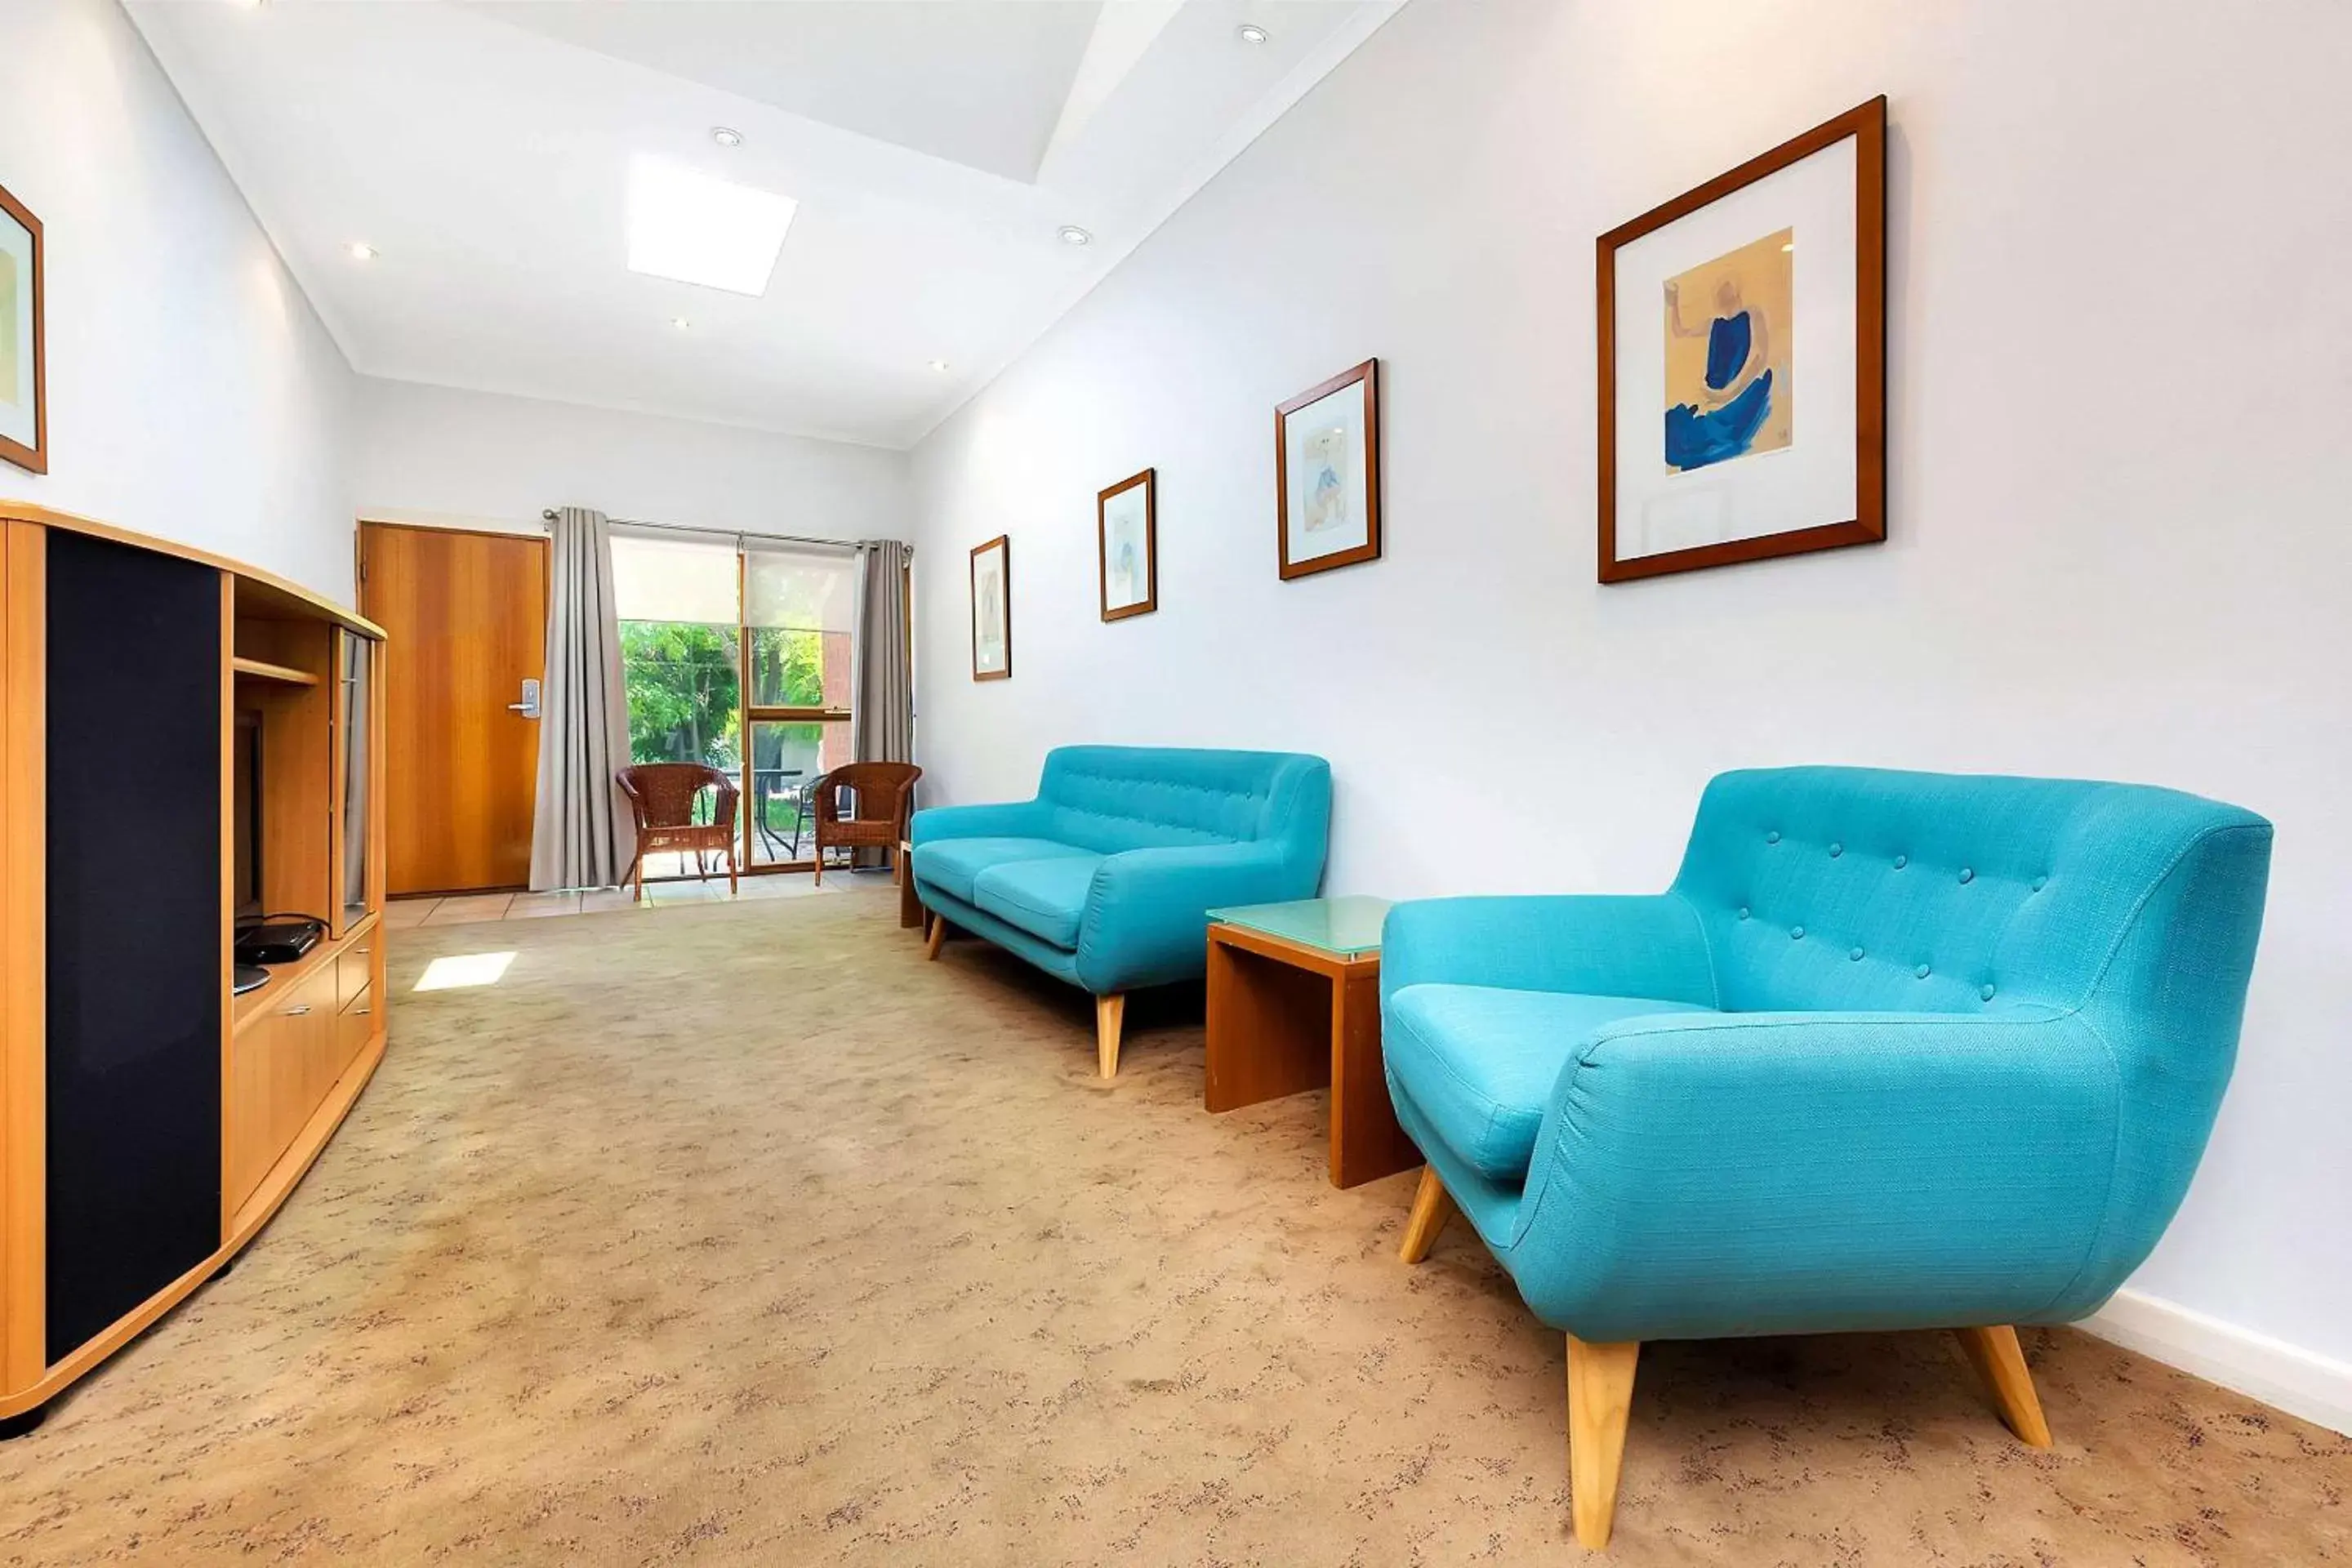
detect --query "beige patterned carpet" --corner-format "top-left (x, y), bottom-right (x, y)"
top-left (2, 888), bottom-right (2345, 1565)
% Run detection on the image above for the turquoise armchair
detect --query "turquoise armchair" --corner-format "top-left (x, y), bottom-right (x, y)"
top-left (1382, 767), bottom-right (2273, 1548)
top-left (913, 746), bottom-right (1330, 1076)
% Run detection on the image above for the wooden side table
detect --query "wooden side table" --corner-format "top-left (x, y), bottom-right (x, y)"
top-left (899, 839), bottom-right (924, 929)
top-left (1205, 896), bottom-right (1420, 1189)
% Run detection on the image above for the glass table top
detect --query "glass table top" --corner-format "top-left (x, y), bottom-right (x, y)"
top-left (1207, 895), bottom-right (1391, 958)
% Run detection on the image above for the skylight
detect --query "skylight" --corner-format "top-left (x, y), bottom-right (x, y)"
top-left (626, 157), bottom-right (795, 296)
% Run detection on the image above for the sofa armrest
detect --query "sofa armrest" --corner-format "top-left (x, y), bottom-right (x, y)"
top-left (1379, 895), bottom-right (1717, 1009)
top-left (1074, 842), bottom-right (1312, 994)
top-left (909, 799), bottom-right (1049, 846)
top-left (1504, 1009), bottom-right (2123, 1342)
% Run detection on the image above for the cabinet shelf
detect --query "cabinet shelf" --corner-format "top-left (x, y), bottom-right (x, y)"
top-left (232, 655), bottom-right (319, 686)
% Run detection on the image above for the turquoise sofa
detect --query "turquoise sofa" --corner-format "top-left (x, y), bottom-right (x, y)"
top-left (912, 746), bottom-right (1331, 1076)
top-left (1382, 765), bottom-right (2272, 1548)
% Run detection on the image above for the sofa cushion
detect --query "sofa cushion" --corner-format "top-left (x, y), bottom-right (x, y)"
top-left (1386, 984), bottom-right (1717, 1184)
top-left (972, 855), bottom-right (1102, 951)
top-left (912, 837), bottom-right (1094, 904)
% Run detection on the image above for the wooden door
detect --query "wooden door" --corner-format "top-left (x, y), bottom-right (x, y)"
top-left (359, 522), bottom-right (548, 895)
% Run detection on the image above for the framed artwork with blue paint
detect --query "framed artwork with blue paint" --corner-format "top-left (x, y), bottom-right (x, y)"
top-left (1597, 97), bottom-right (1885, 582)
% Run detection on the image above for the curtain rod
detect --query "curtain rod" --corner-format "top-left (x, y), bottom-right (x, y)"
top-left (541, 510), bottom-right (908, 555)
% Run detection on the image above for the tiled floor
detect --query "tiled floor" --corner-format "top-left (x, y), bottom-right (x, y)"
top-left (383, 869), bottom-right (868, 929)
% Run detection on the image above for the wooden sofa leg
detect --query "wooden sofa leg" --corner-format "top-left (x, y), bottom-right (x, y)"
top-left (1095, 994), bottom-right (1126, 1078)
top-left (1398, 1166), bottom-right (1456, 1263)
top-left (1952, 1325), bottom-right (2053, 1447)
top-left (924, 918), bottom-right (948, 960)
top-left (1567, 1335), bottom-right (1640, 1550)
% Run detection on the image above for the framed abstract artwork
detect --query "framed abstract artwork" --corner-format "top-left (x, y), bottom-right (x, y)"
top-left (1276, 359), bottom-right (1380, 580)
top-left (1097, 468), bottom-right (1156, 621)
top-left (969, 533), bottom-right (1011, 680)
top-left (1597, 96), bottom-right (1886, 582)
top-left (0, 180), bottom-right (45, 475)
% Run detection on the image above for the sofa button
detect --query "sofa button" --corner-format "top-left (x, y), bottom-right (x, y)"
top-left (1766, 831), bottom-right (1781, 844)
top-left (1829, 842), bottom-right (1843, 858)
top-left (1958, 867), bottom-right (1976, 884)
top-left (1737, 906), bottom-right (1750, 920)
top-left (2032, 875), bottom-right (2048, 892)
top-left (1980, 982), bottom-right (1997, 1000)
top-left (1790, 925), bottom-right (1805, 940)
top-left (1916, 964), bottom-right (1931, 979)
top-left (1849, 947), bottom-right (1864, 961)
top-left (1893, 854), bottom-right (1908, 869)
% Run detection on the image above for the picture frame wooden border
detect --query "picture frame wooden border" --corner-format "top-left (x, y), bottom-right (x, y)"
top-left (1275, 359), bottom-right (1381, 581)
top-left (1095, 467), bottom-right (1156, 622)
top-left (969, 533), bottom-right (1010, 682)
top-left (1597, 95), bottom-right (1886, 584)
top-left (0, 181), bottom-right (47, 477)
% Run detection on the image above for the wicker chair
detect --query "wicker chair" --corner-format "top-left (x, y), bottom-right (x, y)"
top-left (810, 762), bottom-right (923, 886)
top-left (617, 762), bottom-right (740, 902)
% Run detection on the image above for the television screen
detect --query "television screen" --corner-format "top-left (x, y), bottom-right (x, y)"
top-left (233, 709), bottom-right (262, 919)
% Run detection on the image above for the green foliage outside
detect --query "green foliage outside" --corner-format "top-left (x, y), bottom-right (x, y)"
top-left (621, 621), bottom-right (740, 768)
top-left (750, 624), bottom-right (830, 710)
top-left (621, 621), bottom-right (837, 840)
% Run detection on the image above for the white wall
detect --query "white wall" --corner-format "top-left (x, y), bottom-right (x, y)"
top-left (354, 378), bottom-right (911, 543)
top-left (0, 0), bottom-right (356, 599)
top-left (910, 0), bottom-right (2352, 1419)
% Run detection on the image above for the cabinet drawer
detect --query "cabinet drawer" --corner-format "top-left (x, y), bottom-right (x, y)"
top-left (229, 964), bottom-right (336, 1210)
top-left (337, 941), bottom-right (376, 1013)
top-left (336, 983), bottom-right (376, 1077)
top-left (282, 965), bottom-right (341, 1148)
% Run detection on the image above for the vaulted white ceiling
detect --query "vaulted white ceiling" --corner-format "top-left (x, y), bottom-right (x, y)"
top-left (127, 0), bottom-right (1401, 448)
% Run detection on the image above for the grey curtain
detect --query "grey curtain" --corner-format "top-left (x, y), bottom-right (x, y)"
top-left (853, 540), bottom-right (913, 764)
top-left (529, 506), bottom-right (632, 890)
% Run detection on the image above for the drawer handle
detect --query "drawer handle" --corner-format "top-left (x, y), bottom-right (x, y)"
top-left (353, 1005), bottom-right (372, 1017)
top-left (283, 1004), bottom-right (313, 1017)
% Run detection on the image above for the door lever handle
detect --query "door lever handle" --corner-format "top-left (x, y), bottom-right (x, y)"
top-left (508, 676), bottom-right (542, 719)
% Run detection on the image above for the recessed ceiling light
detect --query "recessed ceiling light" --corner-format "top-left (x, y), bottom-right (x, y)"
top-left (627, 157), bottom-right (796, 296)
top-left (927, 359), bottom-right (951, 372)
top-left (671, 317), bottom-right (692, 331)
top-left (1057, 225), bottom-right (1093, 247)
top-left (1236, 23), bottom-right (1270, 43)
top-left (710, 127), bottom-right (743, 149)
top-left (345, 242), bottom-right (377, 261)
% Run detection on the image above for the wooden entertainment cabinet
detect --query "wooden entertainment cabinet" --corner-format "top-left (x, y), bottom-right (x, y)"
top-left (0, 502), bottom-right (389, 1433)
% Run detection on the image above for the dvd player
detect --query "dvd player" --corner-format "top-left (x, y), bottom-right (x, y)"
top-left (234, 919), bottom-right (323, 966)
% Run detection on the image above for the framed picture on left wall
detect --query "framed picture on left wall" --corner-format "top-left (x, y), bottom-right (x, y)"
top-left (970, 534), bottom-right (1011, 680)
top-left (0, 180), bottom-right (46, 475)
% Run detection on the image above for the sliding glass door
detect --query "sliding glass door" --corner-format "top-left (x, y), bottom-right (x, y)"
top-left (743, 543), bottom-right (856, 868)
top-left (609, 528), bottom-right (858, 876)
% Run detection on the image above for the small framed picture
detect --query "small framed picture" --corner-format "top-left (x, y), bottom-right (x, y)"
top-left (969, 533), bottom-right (1011, 680)
top-left (1096, 467), bottom-right (1156, 621)
top-left (1597, 97), bottom-right (1886, 582)
top-left (0, 180), bottom-right (46, 476)
top-left (1276, 359), bottom-right (1380, 580)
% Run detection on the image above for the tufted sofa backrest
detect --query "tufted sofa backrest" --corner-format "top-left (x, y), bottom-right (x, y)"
top-left (1673, 767), bottom-right (2272, 1021)
top-left (1035, 746), bottom-right (1332, 858)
